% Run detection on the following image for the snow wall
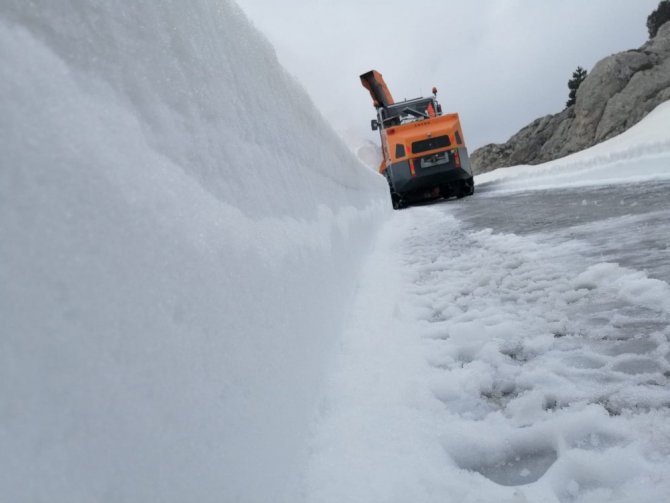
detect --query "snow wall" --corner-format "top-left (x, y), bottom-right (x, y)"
top-left (0, 1), bottom-right (388, 501)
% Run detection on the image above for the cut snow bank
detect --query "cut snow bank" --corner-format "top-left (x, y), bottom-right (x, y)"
top-left (0, 1), bottom-right (388, 502)
top-left (476, 100), bottom-right (670, 192)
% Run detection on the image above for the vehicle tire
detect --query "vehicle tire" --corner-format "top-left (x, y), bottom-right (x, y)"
top-left (391, 192), bottom-right (406, 210)
top-left (464, 177), bottom-right (475, 196)
top-left (386, 171), bottom-right (406, 210)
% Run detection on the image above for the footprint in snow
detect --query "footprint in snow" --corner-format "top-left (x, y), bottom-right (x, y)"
top-left (453, 444), bottom-right (558, 487)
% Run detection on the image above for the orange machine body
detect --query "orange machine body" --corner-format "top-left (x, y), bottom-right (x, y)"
top-left (378, 113), bottom-right (466, 173)
top-left (360, 70), bottom-right (474, 208)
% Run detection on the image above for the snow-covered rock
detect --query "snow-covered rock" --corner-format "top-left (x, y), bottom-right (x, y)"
top-left (0, 1), bottom-right (387, 502)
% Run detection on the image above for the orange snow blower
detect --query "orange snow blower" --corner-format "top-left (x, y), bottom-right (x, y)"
top-left (360, 70), bottom-right (474, 209)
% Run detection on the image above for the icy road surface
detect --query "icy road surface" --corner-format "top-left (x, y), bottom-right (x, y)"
top-left (458, 181), bottom-right (670, 284)
top-left (301, 181), bottom-right (670, 503)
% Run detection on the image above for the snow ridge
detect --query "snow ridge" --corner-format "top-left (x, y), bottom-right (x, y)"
top-left (477, 101), bottom-right (670, 192)
top-left (0, 2), bottom-right (387, 502)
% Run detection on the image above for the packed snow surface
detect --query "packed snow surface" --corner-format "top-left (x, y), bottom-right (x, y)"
top-left (301, 104), bottom-right (670, 502)
top-left (0, 1), bottom-right (387, 502)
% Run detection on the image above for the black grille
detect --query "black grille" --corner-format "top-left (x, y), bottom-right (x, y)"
top-left (411, 135), bottom-right (451, 154)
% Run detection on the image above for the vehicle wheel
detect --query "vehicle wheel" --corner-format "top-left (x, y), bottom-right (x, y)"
top-left (463, 177), bottom-right (475, 196)
top-left (391, 193), bottom-right (406, 210)
top-left (455, 181), bottom-right (467, 199)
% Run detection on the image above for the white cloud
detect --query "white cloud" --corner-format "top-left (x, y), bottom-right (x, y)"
top-left (237, 0), bottom-right (662, 150)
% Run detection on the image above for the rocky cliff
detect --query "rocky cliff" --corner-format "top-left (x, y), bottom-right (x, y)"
top-left (471, 21), bottom-right (670, 174)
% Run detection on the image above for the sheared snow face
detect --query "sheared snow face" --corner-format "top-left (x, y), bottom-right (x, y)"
top-left (301, 184), bottom-right (670, 502)
top-left (0, 1), bottom-right (387, 501)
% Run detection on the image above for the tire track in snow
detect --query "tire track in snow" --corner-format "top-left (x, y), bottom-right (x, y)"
top-left (301, 205), bottom-right (670, 503)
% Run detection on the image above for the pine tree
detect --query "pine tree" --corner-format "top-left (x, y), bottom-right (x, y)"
top-left (566, 66), bottom-right (587, 108)
top-left (647, 0), bottom-right (670, 38)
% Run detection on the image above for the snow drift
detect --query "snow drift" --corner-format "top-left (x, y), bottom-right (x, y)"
top-left (476, 100), bottom-right (670, 192)
top-left (0, 1), bottom-right (387, 501)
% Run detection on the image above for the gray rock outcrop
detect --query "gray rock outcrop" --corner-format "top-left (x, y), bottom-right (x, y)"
top-left (471, 21), bottom-right (670, 174)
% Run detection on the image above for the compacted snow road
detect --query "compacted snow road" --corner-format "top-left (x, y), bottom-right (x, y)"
top-left (300, 180), bottom-right (670, 503)
top-left (456, 181), bottom-right (670, 283)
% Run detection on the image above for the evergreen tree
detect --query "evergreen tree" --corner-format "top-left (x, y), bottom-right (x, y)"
top-left (566, 66), bottom-right (587, 108)
top-left (647, 0), bottom-right (670, 38)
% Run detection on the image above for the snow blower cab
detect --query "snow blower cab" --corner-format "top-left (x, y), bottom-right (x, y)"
top-left (360, 70), bottom-right (474, 209)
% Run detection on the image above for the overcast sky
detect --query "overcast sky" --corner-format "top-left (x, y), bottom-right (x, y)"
top-left (236, 0), bottom-right (661, 150)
